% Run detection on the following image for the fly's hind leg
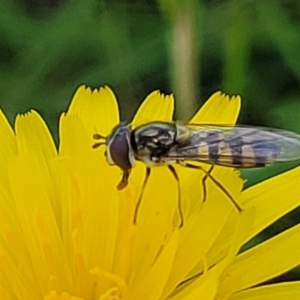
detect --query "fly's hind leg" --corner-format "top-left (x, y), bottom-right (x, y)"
top-left (202, 165), bottom-right (214, 204)
top-left (179, 162), bottom-right (243, 212)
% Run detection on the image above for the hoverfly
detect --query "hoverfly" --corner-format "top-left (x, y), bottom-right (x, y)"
top-left (93, 121), bottom-right (300, 227)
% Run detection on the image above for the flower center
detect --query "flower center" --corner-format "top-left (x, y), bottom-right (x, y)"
top-left (45, 287), bottom-right (124, 300)
top-left (99, 287), bottom-right (122, 300)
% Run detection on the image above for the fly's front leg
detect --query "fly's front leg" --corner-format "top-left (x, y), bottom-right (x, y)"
top-left (179, 161), bottom-right (242, 212)
top-left (117, 168), bottom-right (152, 226)
top-left (117, 169), bottom-right (131, 190)
top-left (134, 167), bottom-right (151, 224)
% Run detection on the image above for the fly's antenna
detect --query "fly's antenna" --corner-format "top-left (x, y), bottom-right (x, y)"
top-left (92, 132), bottom-right (107, 149)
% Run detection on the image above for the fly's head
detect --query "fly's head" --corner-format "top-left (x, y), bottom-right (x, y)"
top-left (92, 122), bottom-right (135, 189)
top-left (105, 122), bottom-right (135, 170)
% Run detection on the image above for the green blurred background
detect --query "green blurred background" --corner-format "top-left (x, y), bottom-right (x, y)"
top-left (1, 0), bottom-right (300, 280)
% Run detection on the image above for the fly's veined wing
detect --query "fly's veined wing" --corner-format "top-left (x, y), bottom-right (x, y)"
top-left (166, 124), bottom-right (300, 168)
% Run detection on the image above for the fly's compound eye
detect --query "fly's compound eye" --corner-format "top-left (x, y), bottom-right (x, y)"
top-left (106, 123), bottom-right (135, 170)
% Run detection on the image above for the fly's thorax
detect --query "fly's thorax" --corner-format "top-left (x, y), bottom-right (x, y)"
top-left (131, 122), bottom-right (178, 165)
top-left (106, 122), bottom-right (135, 170)
top-left (174, 124), bottom-right (192, 146)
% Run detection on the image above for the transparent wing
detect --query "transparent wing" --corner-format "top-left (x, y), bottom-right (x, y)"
top-left (165, 124), bottom-right (300, 168)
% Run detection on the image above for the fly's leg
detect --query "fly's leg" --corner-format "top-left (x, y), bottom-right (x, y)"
top-left (117, 169), bottom-right (131, 190)
top-left (202, 165), bottom-right (214, 203)
top-left (179, 162), bottom-right (242, 212)
top-left (134, 167), bottom-right (151, 224)
top-left (168, 165), bottom-right (184, 228)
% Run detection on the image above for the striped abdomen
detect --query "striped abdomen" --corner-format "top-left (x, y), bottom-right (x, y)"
top-left (175, 130), bottom-right (280, 168)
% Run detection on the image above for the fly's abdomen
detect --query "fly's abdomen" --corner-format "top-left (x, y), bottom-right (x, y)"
top-left (219, 138), bottom-right (279, 167)
top-left (189, 130), bottom-right (281, 168)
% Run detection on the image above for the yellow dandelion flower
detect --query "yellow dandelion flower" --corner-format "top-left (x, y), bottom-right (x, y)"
top-left (0, 86), bottom-right (300, 300)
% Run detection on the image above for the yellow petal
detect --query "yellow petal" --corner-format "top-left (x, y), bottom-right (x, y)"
top-left (190, 91), bottom-right (241, 124)
top-left (191, 210), bottom-right (254, 300)
top-left (15, 110), bottom-right (57, 158)
top-left (181, 279), bottom-right (217, 300)
top-left (8, 155), bottom-right (74, 296)
top-left (67, 85), bottom-right (119, 136)
top-left (0, 109), bottom-right (17, 195)
top-left (14, 111), bottom-right (59, 214)
top-left (132, 91), bottom-right (174, 126)
top-left (240, 166), bottom-right (300, 241)
top-left (176, 268), bottom-right (219, 300)
top-left (0, 109), bottom-right (16, 156)
top-left (162, 193), bottom-right (233, 298)
top-left (128, 165), bottom-right (179, 286)
top-left (169, 257), bottom-right (230, 300)
top-left (222, 208), bottom-right (255, 264)
top-left (229, 282), bottom-right (300, 300)
top-left (59, 114), bottom-right (120, 274)
top-left (203, 208), bottom-right (254, 279)
top-left (218, 223), bottom-right (300, 296)
top-left (131, 231), bottom-right (178, 299)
